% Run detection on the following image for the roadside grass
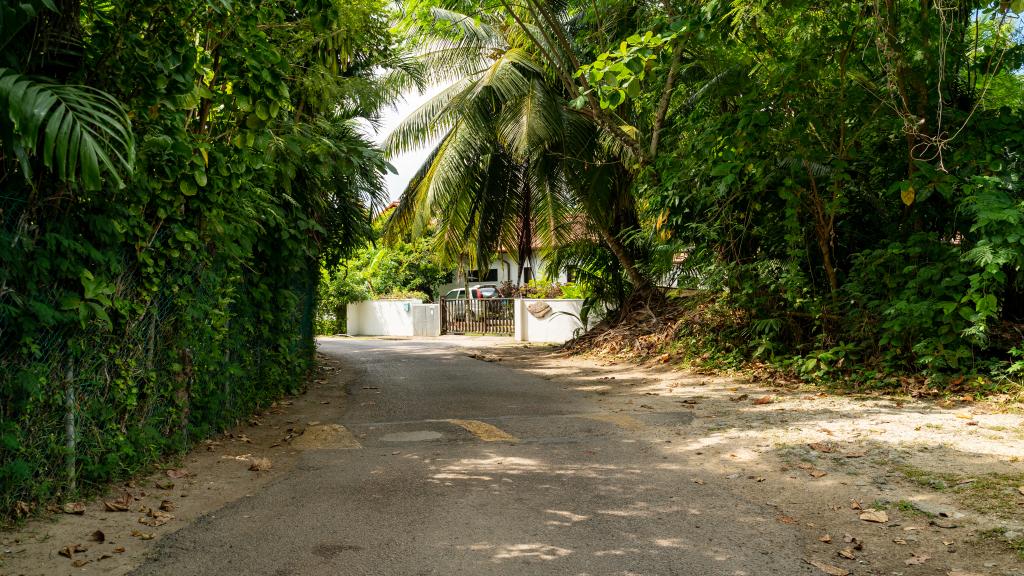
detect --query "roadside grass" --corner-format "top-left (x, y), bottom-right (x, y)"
top-left (977, 527), bottom-right (1024, 560)
top-left (894, 464), bottom-right (1024, 517)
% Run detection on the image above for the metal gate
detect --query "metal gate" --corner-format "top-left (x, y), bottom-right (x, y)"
top-left (440, 298), bottom-right (515, 335)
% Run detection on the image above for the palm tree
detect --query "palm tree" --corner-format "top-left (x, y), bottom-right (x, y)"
top-left (1, 1), bottom-right (135, 191)
top-left (384, 2), bottom-right (655, 291)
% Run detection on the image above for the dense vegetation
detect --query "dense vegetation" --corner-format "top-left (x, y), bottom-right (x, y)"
top-left (388, 0), bottom-right (1024, 388)
top-left (3, 0), bottom-right (1023, 523)
top-left (0, 0), bottom-right (408, 520)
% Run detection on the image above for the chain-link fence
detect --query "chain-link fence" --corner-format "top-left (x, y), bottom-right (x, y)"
top-left (0, 205), bottom-right (317, 521)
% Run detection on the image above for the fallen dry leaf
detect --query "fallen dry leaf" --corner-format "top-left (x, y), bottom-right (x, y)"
top-left (90, 530), bottom-right (105, 543)
top-left (691, 478), bottom-right (705, 485)
top-left (859, 509), bottom-right (888, 523)
top-left (138, 507), bottom-right (174, 527)
top-left (809, 442), bottom-right (837, 453)
top-left (905, 554), bottom-right (930, 565)
top-left (850, 500), bottom-right (862, 510)
top-left (753, 395), bottom-right (773, 405)
top-left (777, 514), bottom-right (798, 524)
top-left (58, 544), bottom-right (87, 558)
top-left (113, 546), bottom-right (126, 553)
top-left (154, 480), bottom-right (175, 490)
top-left (248, 457), bottom-right (272, 471)
top-left (843, 534), bottom-right (863, 550)
top-left (730, 394), bottom-right (749, 402)
top-left (837, 547), bottom-right (856, 560)
top-left (893, 538), bottom-right (907, 545)
top-left (166, 468), bottom-right (190, 479)
top-left (804, 559), bottom-right (849, 576)
top-left (104, 492), bottom-right (132, 512)
top-left (62, 501), bottom-right (86, 515)
top-left (130, 530), bottom-right (154, 540)
top-left (808, 469), bottom-right (828, 478)
top-left (844, 450), bottom-right (867, 458)
top-left (14, 500), bottom-right (31, 518)
top-left (159, 499), bottom-right (175, 512)
top-left (71, 559), bottom-right (91, 568)
top-left (818, 534), bottom-right (832, 543)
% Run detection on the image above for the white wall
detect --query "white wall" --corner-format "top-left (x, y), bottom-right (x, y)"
top-left (346, 299), bottom-right (422, 337)
top-left (514, 299), bottom-right (587, 344)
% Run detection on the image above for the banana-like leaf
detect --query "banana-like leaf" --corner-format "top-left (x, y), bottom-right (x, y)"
top-left (0, 68), bottom-right (135, 190)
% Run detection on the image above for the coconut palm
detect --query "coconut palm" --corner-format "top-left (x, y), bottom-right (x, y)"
top-left (384, 2), bottom-right (654, 290)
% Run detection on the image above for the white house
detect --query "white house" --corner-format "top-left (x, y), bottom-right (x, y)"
top-left (437, 250), bottom-right (571, 297)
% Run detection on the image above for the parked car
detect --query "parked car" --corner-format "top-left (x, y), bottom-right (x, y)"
top-left (443, 284), bottom-right (498, 300)
top-left (443, 284), bottom-right (501, 322)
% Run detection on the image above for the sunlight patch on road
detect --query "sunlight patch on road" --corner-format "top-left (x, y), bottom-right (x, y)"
top-left (447, 419), bottom-right (518, 442)
top-left (580, 413), bottom-right (646, 431)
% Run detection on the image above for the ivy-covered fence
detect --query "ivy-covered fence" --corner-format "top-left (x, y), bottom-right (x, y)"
top-left (0, 0), bottom-right (396, 522)
top-left (0, 195), bottom-right (318, 519)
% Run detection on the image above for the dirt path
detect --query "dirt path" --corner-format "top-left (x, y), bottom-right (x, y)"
top-left (0, 353), bottom-right (354, 576)
top-left (477, 344), bottom-right (1024, 576)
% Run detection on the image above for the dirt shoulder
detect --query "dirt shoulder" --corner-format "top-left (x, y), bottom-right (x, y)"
top-left (0, 353), bottom-right (354, 576)
top-left (476, 343), bottom-right (1024, 576)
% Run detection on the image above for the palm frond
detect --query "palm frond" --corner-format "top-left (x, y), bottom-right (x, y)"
top-left (0, 68), bottom-right (135, 190)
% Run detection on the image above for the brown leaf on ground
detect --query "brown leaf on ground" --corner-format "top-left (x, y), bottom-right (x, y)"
top-left (808, 469), bottom-right (828, 478)
top-left (166, 468), bottom-right (190, 479)
top-left (843, 450), bottom-right (867, 458)
top-left (138, 508), bottom-right (173, 527)
top-left (249, 457), bottom-right (272, 471)
top-left (777, 514), bottom-right (798, 524)
top-left (804, 559), bottom-right (849, 576)
top-left (753, 395), bottom-right (773, 405)
top-left (859, 509), bottom-right (888, 523)
top-left (837, 547), bottom-right (856, 559)
top-left (58, 544), bottom-right (87, 558)
top-left (130, 530), bottom-right (154, 540)
top-left (730, 394), bottom-right (749, 402)
top-left (159, 499), bottom-right (175, 512)
top-left (905, 554), bottom-right (930, 565)
top-left (14, 500), bottom-right (31, 518)
top-left (71, 559), bottom-right (91, 567)
top-left (237, 434), bottom-right (253, 443)
top-left (154, 480), bottom-right (175, 490)
top-left (691, 478), bottom-right (705, 485)
top-left (893, 538), bottom-right (907, 545)
top-left (850, 499), bottom-right (862, 510)
top-left (808, 442), bottom-right (837, 453)
top-left (90, 530), bottom-right (105, 543)
top-left (113, 546), bottom-right (126, 553)
top-left (104, 492), bottom-right (132, 512)
top-left (62, 502), bottom-right (86, 515)
top-left (818, 534), bottom-right (832, 543)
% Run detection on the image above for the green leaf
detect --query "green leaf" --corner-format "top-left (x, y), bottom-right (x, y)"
top-left (180, 179), bottom-right (198, 196)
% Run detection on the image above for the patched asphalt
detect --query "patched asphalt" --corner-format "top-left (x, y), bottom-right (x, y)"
top-left (130, 338), bottom-right (814, 576)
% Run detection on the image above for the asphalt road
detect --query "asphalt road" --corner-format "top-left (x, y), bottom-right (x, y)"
top-left (131, 338), bottom-right (813, 576)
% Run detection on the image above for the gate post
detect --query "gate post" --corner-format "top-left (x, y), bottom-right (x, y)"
top-left (439, 298), bottom-right (447, 335)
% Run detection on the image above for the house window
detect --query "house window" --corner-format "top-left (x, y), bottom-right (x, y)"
top-left (467, 268), bottom-right (498, 282)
